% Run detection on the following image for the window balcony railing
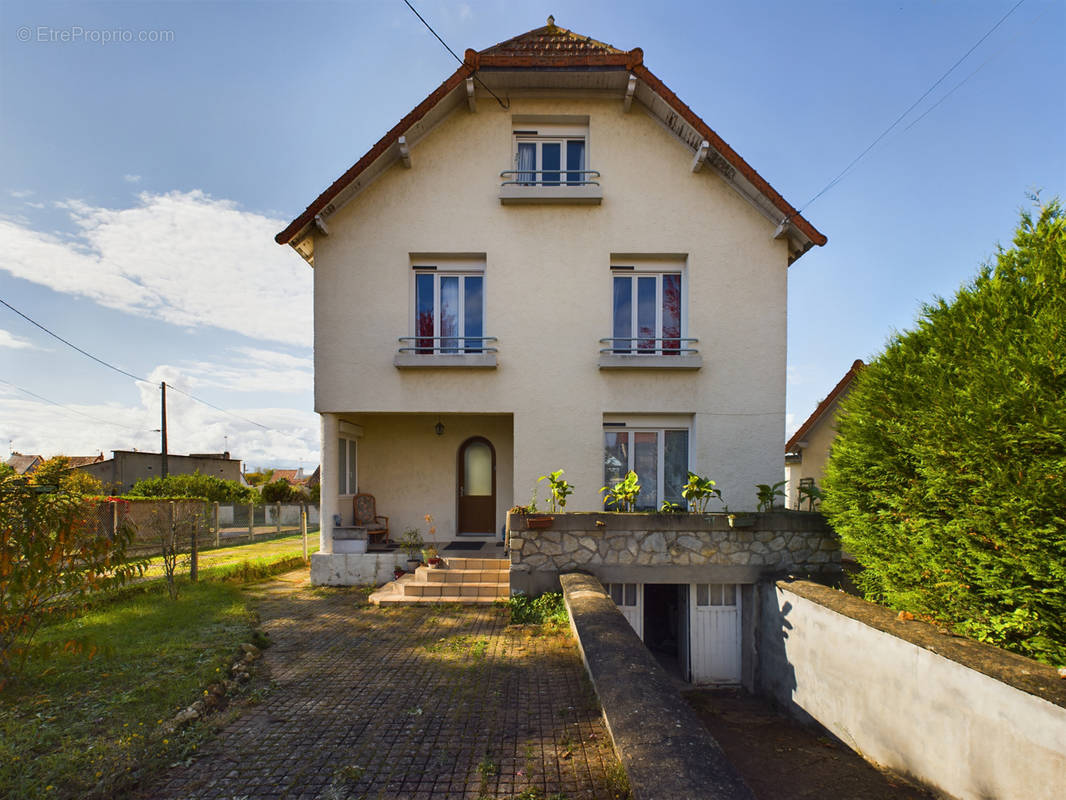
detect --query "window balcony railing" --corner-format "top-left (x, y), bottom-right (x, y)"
top-left (499, 169), bottom-right (601, 187)
top-left (498, 170), bottom-right (603, 205)
top-left (599, 337), bottom-right (699, 355)
top-left (597, 337), bottom-right (702, 370)
top-left (398, 336), bottom-right (498, 356)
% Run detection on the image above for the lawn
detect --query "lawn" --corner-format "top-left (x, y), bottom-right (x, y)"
top-left (139, 532), bottom-right (320, 581)
top-left (0, 579), bottom-right (267, 799)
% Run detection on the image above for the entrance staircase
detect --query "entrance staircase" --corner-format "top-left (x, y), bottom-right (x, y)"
top-left (368, 557), bottom-right (510, 606)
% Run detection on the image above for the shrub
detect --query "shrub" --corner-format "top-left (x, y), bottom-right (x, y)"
top-left (260, 478), bottom-right (306, 503)
top-left (508, 592), bottom-right (569, 625)
top-left (823, 200), bottom-right (1066, 664)
top-left (0, 473), bottom-right (142, 680)
top-left (127, 472), bottom-right (259, 504)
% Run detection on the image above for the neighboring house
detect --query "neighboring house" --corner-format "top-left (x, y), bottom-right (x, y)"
top-left (785, 359), bottom-right (864, 509)
top-left (269, 468), bottom-right (306, 487)
top-left (276, 20), bottom-right (826, 580)
top-left (5, 453), bottom-right (43, 475)
top-left (75, 450), bottom-right (242, 494)
top-left (66, 453), bottom-right (106, 469)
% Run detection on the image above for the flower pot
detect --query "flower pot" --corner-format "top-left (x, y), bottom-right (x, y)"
top-left (526, 515), bottom-right (555, 530)
top-left (427, 557), bottom-right (443, 567)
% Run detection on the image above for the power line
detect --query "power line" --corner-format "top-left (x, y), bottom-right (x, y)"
top-left (0, 378), bottom-right (152, 434)
top-left (400, 0), bottom-right (510, 109)
top-left (0, 296), bottom-right (286, 435)
top-left (792, 0), bottom-right (1027, 218)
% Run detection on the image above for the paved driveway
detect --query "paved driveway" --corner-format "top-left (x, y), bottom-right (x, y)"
top-left (146, 570), bottom-right (626, 799)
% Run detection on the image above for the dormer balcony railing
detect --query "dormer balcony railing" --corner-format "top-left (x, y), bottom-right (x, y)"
top-left (500, 169), bottom-right (601, 187)
top-left (498, 169), bottom-right (603, 205)
top-left (398, 336), bottom-right (498, 356)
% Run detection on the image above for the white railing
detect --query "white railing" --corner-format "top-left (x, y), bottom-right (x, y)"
top-left (599, 337), bottom-right (699, 356)
top-left (397, 336), bottom-right (498, 356)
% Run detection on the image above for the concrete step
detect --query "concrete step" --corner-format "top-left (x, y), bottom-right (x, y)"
top-left (442, 556), bottom-right (508, 571)
top-left (402, 582), bottom-right (508, 600)
top-left (373, 594), bottom-right (502, 606)
top-left (419, 567), bottom-right (509, 584)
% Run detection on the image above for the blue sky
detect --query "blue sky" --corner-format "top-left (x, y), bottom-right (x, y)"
top-left (1, 0), bottom-right (1063, 471)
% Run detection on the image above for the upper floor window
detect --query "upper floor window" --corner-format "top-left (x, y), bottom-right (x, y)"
top-left (609, 262), bottom-right (684, 355)
top-left (413, 269), bottom-right (484, 354)
top-left (514, 131), bottom-right (587, 186)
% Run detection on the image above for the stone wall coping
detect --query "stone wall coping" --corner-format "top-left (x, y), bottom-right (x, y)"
top-left (509, 509), bottom-right (831, 533)
top-left (777, 579), bottom-right (1066, 710)
top-left (560, 572), bottom-right (754, 800)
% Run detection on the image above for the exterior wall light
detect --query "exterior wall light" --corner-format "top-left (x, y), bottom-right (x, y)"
top-left (434, 419), bottom-right (445, 436)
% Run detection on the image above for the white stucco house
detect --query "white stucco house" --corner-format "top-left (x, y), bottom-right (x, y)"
top-left (275, 20), bottom-right (827, 586)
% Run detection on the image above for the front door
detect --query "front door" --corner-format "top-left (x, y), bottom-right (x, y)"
top-left (457, 436), bottom-right (495, 535)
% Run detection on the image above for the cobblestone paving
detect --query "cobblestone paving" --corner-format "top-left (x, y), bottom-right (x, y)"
top-left (146, 570), bottom-right (626, 799)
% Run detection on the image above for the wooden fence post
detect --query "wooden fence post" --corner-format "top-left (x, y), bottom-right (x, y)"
top-left (248, 503), bottom-right (255, 542)
top-left (301, 505), bottom-right (308, 561)
top-left (213, 501), bottom-right (220, 547)
top-left (190, 505), bottom-right (199, 582)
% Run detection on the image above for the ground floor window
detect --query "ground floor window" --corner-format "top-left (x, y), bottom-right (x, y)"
top-left (337, 436), bottom-right (357, 495)
top-left (603, 427), bottom-right (688, 510)
top-left (606, 583), bottom-right (638, 607)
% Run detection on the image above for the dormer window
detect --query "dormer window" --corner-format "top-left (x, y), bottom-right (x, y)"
top-left (499, 117), bottom-right (602, 204)
top-left (514, 130), bottom-right (586, 186)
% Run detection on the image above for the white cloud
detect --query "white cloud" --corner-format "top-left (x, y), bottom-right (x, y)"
top-left (0, 190), bottom-right (311, 346)
top-left (458, 3), bottom-right (472, 20)
top-left (168, 347), bottom-right (313, 394)
top-left (8, 190), bottom-right (33, 199)
top-left (123, 174), bottom-right (142, 183)
top-left (0, 328), bottom-right (35, 349)
top-left (0, 362), bottom-right (319, 469)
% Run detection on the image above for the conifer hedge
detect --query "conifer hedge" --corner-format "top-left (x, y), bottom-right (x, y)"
top-left (823, 201), bottom-right (1066, 665)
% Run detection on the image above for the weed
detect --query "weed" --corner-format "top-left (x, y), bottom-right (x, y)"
top-left (508, 592), bottom-right (569, 625)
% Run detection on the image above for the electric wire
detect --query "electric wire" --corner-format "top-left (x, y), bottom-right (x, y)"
top-left (0, 296), bottom-right (291, 435)
top-left (0, 378), bottom-right (153, 434)
top-left (400, 0), bottom-right (510, 109)
top-left (791, 0), bottom-right (1027, 219)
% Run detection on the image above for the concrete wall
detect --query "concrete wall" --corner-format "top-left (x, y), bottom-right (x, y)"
top-left (312, 94), bottom-right (790, 533)
top-left (78, 450), bottom-right (242, 494)
top-left (509, 511), bottom-right (839, 595)
top-left (310, 551), bottom-right (408, 586)
top-left (758, 580), bottom-right (1066, 800)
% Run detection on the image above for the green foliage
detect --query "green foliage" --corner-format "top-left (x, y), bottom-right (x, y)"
top-left (600, 471), bottom-right (640, 512)
top-left (508, 592), bottom-right (569, 626)
top-left (127, 472), bottom-right (259, 504)
top-left (797, 483), bottom-right (825, 511)
top-left (398, 528), bottom-right (424, 560)
top-left (755, 481), bottom-right (786, 512)
top-left (681, 471), bottom-right (722, 512)
top-left (824, 200), bottom-right (1066, 664)
top-left (260, 478), bottom-right (305, 503)
top-left (28, 456), bottom-right (105, 496)
top-left (659, 500), bottom-right (685, 513)
top-left (243, 469), bottom-right (274, 487)
top-left (0, 473), bottom-right (143, 681)
top-left (537, 469), bottom-right (574, 512)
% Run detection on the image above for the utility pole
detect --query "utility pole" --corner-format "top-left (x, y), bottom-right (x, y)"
top-left (160, 381), bottom-right (169, 478)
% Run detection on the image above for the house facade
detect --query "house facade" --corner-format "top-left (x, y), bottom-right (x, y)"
top-left (276, 21), bottom-right (827, 598)
top-left (784, 359), bottom-right (863, 509)
top-left (76, 450), bottom-right (242, 494)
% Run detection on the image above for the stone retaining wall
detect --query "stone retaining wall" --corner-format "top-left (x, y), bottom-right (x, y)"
top-left (509, 511), bottom-right (838, 593)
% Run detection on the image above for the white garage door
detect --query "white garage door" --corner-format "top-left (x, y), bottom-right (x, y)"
top-left (605, 582), bottom-right (642, 639)
top-left (689, 583), bottom-right (741, 684)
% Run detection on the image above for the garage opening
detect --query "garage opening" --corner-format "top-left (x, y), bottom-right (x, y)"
top-left (642, 583), bottom-right (689, 680)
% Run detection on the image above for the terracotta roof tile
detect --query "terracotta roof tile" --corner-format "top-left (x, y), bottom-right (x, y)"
top-left (480, 21), bottom-right (623, 57)
top-left (786, 360), bottom-right (864, 453)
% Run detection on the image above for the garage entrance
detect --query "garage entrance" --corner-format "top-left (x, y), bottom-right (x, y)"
top-left (643, 583), bottom-right (690, 680)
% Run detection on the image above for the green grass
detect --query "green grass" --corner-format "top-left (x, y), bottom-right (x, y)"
top-left (138, 532), bottom-right (319, 580)
top-left (0, 581), bottom-right (259, 799)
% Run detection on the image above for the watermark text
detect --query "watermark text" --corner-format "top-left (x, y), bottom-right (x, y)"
top-left (17, 25), bottom-right (175, 45)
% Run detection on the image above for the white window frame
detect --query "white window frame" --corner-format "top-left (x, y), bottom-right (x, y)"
top-left (410, 258), bottom-right (486, 355)
top-left (337, 435), bottom-right (357, 496)
top-left (609, 263), bottom-right (687, 355)
top-left (602, 424), bottom-right (690, 510)
top-left (512, 123), bottom-right (589, 186)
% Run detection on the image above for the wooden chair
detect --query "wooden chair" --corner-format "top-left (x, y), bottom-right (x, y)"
top-left (353, 494), bottom-right (389, 545)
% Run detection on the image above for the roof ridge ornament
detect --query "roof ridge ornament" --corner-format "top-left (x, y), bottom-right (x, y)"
top-left (547, 15), bottom-right (555, 27)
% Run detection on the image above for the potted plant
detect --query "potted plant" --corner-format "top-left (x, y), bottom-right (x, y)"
top-left (399, 527), bottom-right (424, 570)
top-left (422, 543), bottom-right (442, 567)
top-left (393, 565), bottom-right (406, 580)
